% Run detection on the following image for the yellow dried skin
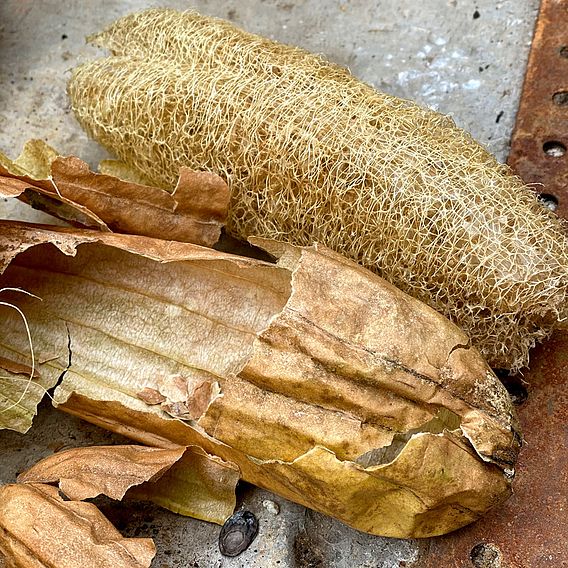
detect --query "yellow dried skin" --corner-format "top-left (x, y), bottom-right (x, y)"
top-left (69, 8), bottom-right (568, 371)
top-left (17, 445), bottom-right (239, 525)
top-left (0, 223), bottom-right (520, 538)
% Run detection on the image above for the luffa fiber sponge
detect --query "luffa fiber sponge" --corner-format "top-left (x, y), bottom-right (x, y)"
top-left (68, 8), bottom-right (568, 371)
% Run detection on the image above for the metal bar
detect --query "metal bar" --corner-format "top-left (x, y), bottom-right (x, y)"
top-left (508, 0), bottom-right (568, 215)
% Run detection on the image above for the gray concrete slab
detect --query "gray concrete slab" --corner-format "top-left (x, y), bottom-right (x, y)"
top-left (0, 1), bottom-right (539, 566)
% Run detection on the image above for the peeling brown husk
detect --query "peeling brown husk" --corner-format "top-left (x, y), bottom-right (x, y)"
top-left (0, 139), bottom-right (229, 246)
top-left (18, 445), bottom-right (186, 499)
top-left (0, 483), bottom-right (155, 568)
top-left (0, 221), bottom-right (520, 538)
top-left (17, 444), bottom-right (239, 524)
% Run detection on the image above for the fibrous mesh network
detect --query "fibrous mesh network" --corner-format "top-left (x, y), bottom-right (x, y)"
top-left (68, 8), bottom-right (568, 371)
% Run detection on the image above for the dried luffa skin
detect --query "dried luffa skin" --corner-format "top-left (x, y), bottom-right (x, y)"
top-left (0, 222), bottom-right (520, 537)
top-left (68, 8), bottom-right (568, 371)
top-left (17, 445), bottom-right (187, 500)
top-left (0, 139), bottom-right (229, 245)
top-left (17, 444), bottom-right (239, 525)
top-left (0, 483), bottom-right (155, 568)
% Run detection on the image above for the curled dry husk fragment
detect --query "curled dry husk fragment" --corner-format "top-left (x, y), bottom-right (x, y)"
top-left (0, 483), bottom-right (155, 568)
top-left (0, 139), bottom-right (229, 246)
top-left (0, 221), bottom-right (520, 538)
top-left (17, 444), bottom-right (239, 523)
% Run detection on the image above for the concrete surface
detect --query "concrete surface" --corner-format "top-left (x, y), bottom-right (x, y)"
top-left (0, 1), bottom-right (540, 567)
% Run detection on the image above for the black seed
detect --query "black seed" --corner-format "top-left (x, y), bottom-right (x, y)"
top-left (219, 510), bottom-right (259, 557)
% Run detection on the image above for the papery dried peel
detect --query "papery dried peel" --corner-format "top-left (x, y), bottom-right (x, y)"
top-left (0, 288), bottom-right (66, 434)
top-left (68, 8), bottom-right (568, 371)
top-left (17, 445), bottom-right (187, 500)
top-left (0, 139), bottom-right (229, 245)
top-left (0, 222), bottom-right (520, 537)
top-left (0, 483), bottom-right (155, 568)
top-left (17, 444), bottom-right (238, 524)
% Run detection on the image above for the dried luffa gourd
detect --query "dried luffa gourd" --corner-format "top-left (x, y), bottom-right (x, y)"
top-left (0, 222), bottom-right (520, 538)
top-left (68, 8), bottom-right (568, 372)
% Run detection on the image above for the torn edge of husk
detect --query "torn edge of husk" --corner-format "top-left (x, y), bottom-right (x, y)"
top-left (17, 443), bottom-right (239, 525)
top-left (0, 139), bottom-right (230, 246)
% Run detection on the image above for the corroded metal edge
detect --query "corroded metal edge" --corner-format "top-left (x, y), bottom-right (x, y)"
top-left (508, 0), bottom-right (568, 216)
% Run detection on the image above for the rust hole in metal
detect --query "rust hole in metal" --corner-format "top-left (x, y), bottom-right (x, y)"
top-left (552, 91), bottom-right (568, 106)
top-left (559, 45), bottom-right (568, 58)
top-left (542, 140), bottom-right (566, 157)
top-left (538, 192), bottom-right (559, 211)
top-left (470, 543), bottom-right (502, 567)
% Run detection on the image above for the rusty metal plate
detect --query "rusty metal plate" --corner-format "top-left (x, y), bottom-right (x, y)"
top-left (422, 2), bottom-right (568, 566)
top-left (508, 0), bottom-right (568, 216)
